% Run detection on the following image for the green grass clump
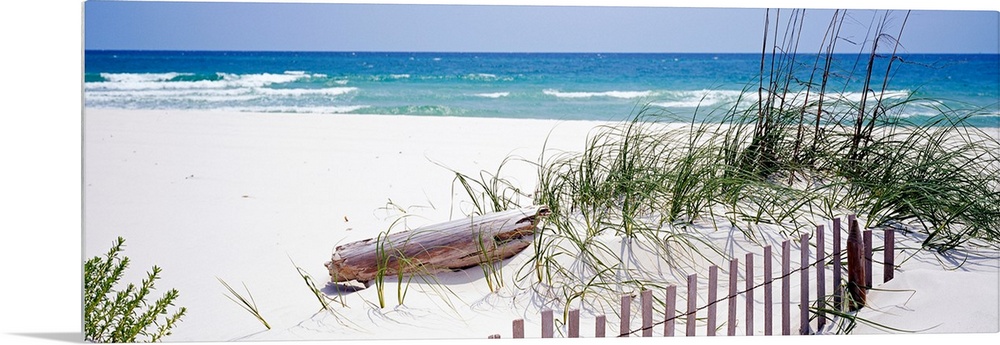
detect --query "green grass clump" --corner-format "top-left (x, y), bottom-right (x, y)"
top-left (84, 237), bottom-right (187, 343)
top-left (445, 8), bottom-right (999, 327)
top-left (829, 113), bottom-right (1000, 251)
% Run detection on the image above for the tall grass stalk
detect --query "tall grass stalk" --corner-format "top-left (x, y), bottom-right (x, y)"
top-left (217, 278), bottom-right (270, 330)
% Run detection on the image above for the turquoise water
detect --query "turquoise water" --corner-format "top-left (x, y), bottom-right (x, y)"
top-left (84, 51), bottom-right (999, 126)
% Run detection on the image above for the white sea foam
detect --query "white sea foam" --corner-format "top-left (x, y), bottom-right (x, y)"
top-left (100, 72), bottom-right (190, 83)
top-left (86, 72), bottom-right (322, 91)
top-left (85, 89), bottom-right (263, 103)
top-left (253, 87), bottom-right (357, 96)
top-left (220, 105), bottom-right (370, 114)
top-left (86, 86), bottom-right (357, 104)
top-left (543, 89), bottom-right (655, 99)
top-left (828, 90), bottom-right (912, 103)
top-left (651, 89), bottom-right (744, 108)
top-left (475, 92), bottom-right (510, 98)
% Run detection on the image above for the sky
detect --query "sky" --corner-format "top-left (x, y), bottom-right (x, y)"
top-left (83, 0), bottom-right (1000, 53)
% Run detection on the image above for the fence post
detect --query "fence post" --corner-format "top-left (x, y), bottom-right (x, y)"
top-left (884, 229), bottom-right (895, 283)
top-left (800, 234), bottom-right (810, 335)
top-left (664, 285), bottom-right (676, 337)
top-left (846, 218), bottom-right (866, 311)
top-left (641, 290), bottom-right (652, 337)
top-left (686, 274), bottom-right (697, 336)
top-left (542, 309), bottom-right (553, 338)
top-left (569, 309), bottom-right (579, 338)
top-left (512, 319), bottom-right (524, 339)
top-left (864, 229), bottom-right (873, 289)
top-left (745, 252), bottom-right (754, 336)
top-left (707, 265), bottom-right (718, 336)
top-left (833, 217), bottom-right (843, 310)
top-left (764, 245), bottom-right (773, 336)
top-left (727, 258), bottom-right (738, 336)
top-left (596, 315), bottom-right (606, 338)
top-left (620, 294), bottom-right (630, 337)
top-left (817, 224), bottom-right (826, 331)
top-left (781, 240), bottom-right (791, 335)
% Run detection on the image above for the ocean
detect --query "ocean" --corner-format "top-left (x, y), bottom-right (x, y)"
top-left (84, 51), bottom-right (999, 126)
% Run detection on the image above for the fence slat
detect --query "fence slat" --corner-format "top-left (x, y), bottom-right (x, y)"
top-left (542, 309), bottom-right (553, 338)
top-left (800, 234), bottom-right (810, 335)
top-left (864, 229), bottom-right (873, 289)
top-left (596, 315), bottom-right (606, 338)
top-left (641, 289), bottom-right (652, 337)
top-left (884, 229), bottom-right (895, 283)
top-left (569, 309), bottom-right (580, 338)
top-left (686, 274), bottom-right (697, 336)
top-left (847, 218), bottom-right (867, 311)
top-left (504, 214), bottom-right (891, 340)
top-left (833, 217), bottom-right (843, 310)
top-left (782, 240), bottom-right (791, 335)
top-left (707, 265), bottom-right (718, 336)
top-left (664, 285), bottom-right (676, 337)
top-left (727, 258), bottom-right (738, 336)
top-left (817, 224), bottom-right (826, 330)
top-left (620, 294), bottom-right (630, 337)
top-left (764, 245), bottom-right (773, 336)
top-left (745, 252), bottom-right (754, 336)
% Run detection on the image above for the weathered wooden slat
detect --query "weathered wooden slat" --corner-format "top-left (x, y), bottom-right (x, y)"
top-left (864, 229), bottom-right (873, 289)
top-left (833, 217), bottom-right (843, 310)
top-left (782, 240), bottom-right (791, 335)
top-left (764, 245), bottom-right (773, 336)
top-left (817, 224), bottom-right (826, 330)
top-left (326, 206), bottom-right (549, 285)
top-left (686, 274), bottom-right (697, 336)
top-left (800, 234), bottom-right (810, 335)
top-left (596, 315), bottom-right (606, 338)
top-left (620, 294), bottom-right (631, 337)
top-left (884, 229), bottom-right (895, 283)
top-left (846, 218), bottom-right (867, 311)
top-left (707, 265), bottom-right (718, 336)
top-left (727, 259), bottom-right (737, 336)
top-left (512, 319), bottom-right (524, 338)
top-left (745, 252), bottom-right (754, 336)
top-left (641, 289), bottom-right (652, 337)
top-left (568, 309), bottom-right (579, 338)
top-left (664, 285), bottom-right (676, 337)
top-left (542, 309), bottom-right (553, 338)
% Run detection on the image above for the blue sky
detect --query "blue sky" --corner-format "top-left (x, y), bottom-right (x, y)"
top-left (83, 1), bottom-right (999, 53)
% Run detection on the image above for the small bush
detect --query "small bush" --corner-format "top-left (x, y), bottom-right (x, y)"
top-left (84, 237), bottom-right (187, 343)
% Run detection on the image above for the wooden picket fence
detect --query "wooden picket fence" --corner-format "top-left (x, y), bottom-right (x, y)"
top-left (492, 214), bottom-right (897, 338)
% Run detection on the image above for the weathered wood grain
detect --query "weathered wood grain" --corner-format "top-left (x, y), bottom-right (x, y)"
top-left (326, 206), bottom-right (549, 285)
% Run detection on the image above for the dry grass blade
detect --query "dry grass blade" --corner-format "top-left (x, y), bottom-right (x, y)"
top-left (217, 277), bottom-right (271, 330)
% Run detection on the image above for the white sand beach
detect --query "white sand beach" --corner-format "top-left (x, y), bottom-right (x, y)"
top-left (75, 109), bottom-right (998, 343)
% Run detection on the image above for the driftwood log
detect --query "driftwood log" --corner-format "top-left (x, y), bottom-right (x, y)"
top-left (325, 205), bottom-right (550, 285)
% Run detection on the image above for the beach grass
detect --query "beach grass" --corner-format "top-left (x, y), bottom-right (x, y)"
top-left (217, 278), bottom-right (271, 330)
top-left (436, 8), bottom-right (1000, 328)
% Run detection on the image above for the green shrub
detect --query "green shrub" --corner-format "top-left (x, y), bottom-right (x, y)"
top-left (84, 237), bottom-right (186, 343)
